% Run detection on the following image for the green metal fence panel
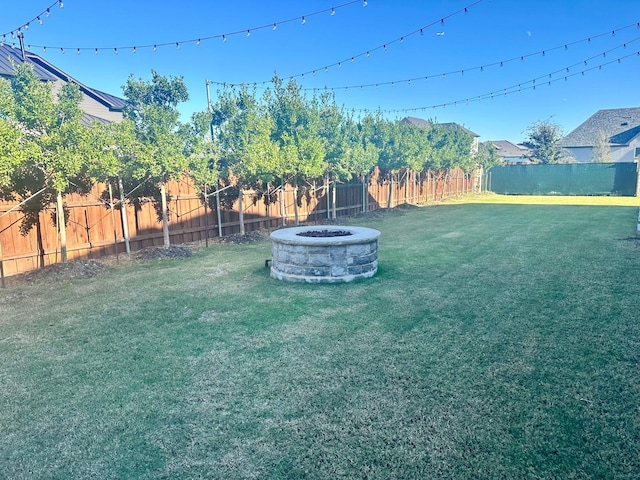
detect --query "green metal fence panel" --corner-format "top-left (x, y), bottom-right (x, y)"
top-left (489, 163), bottom-right (638, 196)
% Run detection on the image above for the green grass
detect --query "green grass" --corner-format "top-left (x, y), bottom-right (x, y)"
top-left (1, 201), bottom-right (640, 479)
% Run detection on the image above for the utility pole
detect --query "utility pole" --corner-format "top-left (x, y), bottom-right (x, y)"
top-left (18, 32), bottom-right (26, 60)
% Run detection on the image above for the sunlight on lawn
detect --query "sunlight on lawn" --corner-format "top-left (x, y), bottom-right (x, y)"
top-left (449, 192), bottom-right (640, 207)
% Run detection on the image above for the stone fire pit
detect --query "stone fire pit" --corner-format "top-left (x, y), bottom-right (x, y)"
top-left (270, 225), bottom-right (380, 283)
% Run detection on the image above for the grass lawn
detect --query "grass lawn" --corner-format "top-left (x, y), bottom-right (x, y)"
top-left (1, 198), bottom-right (640, 479)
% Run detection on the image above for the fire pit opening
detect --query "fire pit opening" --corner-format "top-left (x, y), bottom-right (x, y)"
top-left (270, 225), bottom-right (380, 283)
top-left (296, 229), bottom-right (353, 238)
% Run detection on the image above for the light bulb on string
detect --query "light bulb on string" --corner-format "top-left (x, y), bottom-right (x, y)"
top-left (25, 23), bottom-right (30, 30)
top-left (153, 45), bottom-right (157, 51)
top-left (273, 23), bottom-right (277, 31)
top-left (196, 39), bottom-right (200, 45)
top-left (301, 16), bottom-right (306, 25)
top-left (94, 48), bottom-right (98, 55)
top-left (222, 35), bottom-right (226, 43)
top-left (38, 17), bottom-right (43, 25)
top-left (60, 47), bottom-right (64, 54)
top-left (76, 48), bottom-right (80, 54)
top-left (59, 1), bottom-right (63, 8)
top-left (363, 0), bottom-right (367, 6)
top-left (114, 47), bottom-right (118, 55)
top-left (132, 46), bottom-right (136, 53)
top-left (46, 8), bottom-right (50, 17)
top-left (246, 30), bottom-right (250, 37)
top-left (331, 7), bottom-right (335, 15)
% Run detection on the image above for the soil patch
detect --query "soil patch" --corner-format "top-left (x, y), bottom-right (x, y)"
top-left (8, 260), bottom-right (110, 287)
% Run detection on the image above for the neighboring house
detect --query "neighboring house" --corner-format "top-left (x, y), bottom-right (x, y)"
top-left (0, 43), bottom-right (125, 124)
top-left (562, 107), bottom-right (640, 163)
top-left (484, 140), bottom-right (532, 164)
top-left (401, 116), bottom-right (480, 155)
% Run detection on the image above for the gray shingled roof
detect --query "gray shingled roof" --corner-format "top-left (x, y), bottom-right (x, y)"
top-left (486, 140), bottom-right (531, 158)
top-left (562, 107), bottom-right (640, 147)
top-left (401, 116), bottom-right (479, 137)
top-left (0, 44), bottom-right (125, 112)
top-left (0, 44), bottom-right (57, 81)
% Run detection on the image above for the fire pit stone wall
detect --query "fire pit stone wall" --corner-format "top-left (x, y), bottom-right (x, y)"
top-left (270, 226), bottom-right (380, 283)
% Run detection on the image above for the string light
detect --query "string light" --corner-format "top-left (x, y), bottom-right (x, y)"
top-left (349, 49), bottom-right (640, 115)
top-left (252, 28), bottom-right (639, 94)
top-left (208, 1), bottom-right (490, 86)
top-left (1, 1), bottom-right (63, 42)
top-left (22, 0), bottom-right (363, 54)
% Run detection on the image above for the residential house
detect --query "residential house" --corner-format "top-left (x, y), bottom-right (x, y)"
top-left (484, 140), bottom-right (532, 164)
top-left (401, 116), bottom-right (480, 155)
top-left (562, 107), bottom-right (640, 163)
top-left (0, 43), bottom-right (125, 124)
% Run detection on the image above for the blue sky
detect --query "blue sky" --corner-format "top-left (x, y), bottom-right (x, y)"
top-left (3, 0), bottom-right (640, 142)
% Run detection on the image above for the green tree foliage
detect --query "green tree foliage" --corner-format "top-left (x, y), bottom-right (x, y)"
top-left (524, 119), bottom-right (565, 164)
top-left (122, 70), bottom-right (190, 246)
top-left (209, 85), bottom-right (280, 232)
top-left (426, 124), bottom-right (474, 171)
top-left (0, 63), bottom-right (107, 261)
top-left (266, 77), bottom-right (325, 223)
top-left (476, 142), bottom-right (502, 170)
top-left (182, 111), bottom-right (220, 202)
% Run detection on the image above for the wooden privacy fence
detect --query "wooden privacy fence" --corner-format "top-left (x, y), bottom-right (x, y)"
top-left (0, 168), bottom-right (478, 278)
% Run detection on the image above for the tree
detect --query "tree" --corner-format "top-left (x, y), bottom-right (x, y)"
top-left (266, 77), bottom-right (325, 224)
top-left (210, 85), bottom-right (279, 234)
top-left (592, 130), bottom-right (613, 163)
top-left (122, 70), bottom-right (190, 247)
top-left (0, 63), bottom-right (105, 263)
top-left (524, 120), bottom-right (565, 164)
top-left (476, 142), bottom-right (502, 170)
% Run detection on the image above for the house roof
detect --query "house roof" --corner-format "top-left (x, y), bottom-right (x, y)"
top-left (486, 140), bottom-right (531, 158)
top-left (562, 107), bottom-right (640, 147)
top-left (401, 116), bottom-right (479, 137)
top-left (0, 44), bottom-right (126, 113)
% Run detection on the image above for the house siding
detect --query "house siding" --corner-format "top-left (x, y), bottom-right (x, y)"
top-left (566, 140), bottom-right (640, 163)
top-left (50, 79), bottom-right (123, 123)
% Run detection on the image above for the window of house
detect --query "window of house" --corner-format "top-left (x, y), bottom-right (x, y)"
top-left (635, 147), bottom-right (640, 158)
